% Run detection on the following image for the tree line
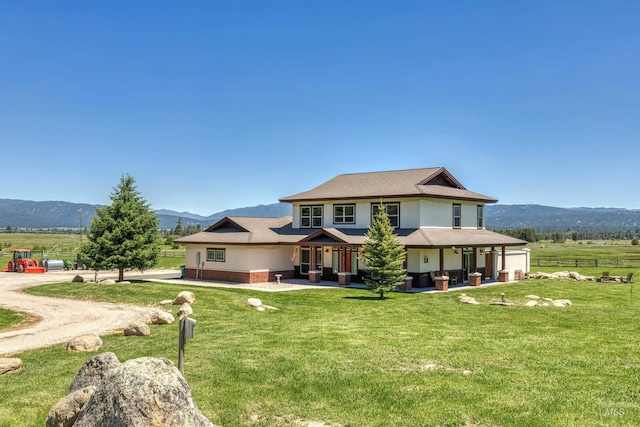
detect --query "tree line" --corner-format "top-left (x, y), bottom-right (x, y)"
top-left (165, 218), bottom-right (202, 237)
top-left (495, 228), bottom-right (640, 244)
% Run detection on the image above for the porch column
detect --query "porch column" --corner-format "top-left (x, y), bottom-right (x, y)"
top-left (472, 247), bottom-right (477, 273)
top-left (498, 245), bottom-right (509, 282)
top-left (439, 248), bottom-right (444, 276)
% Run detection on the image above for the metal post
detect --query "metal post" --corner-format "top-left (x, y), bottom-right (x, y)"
top-left (178, 313), bottom-right (196, 374)
top-left (178, 316), bottom-right (185, 373)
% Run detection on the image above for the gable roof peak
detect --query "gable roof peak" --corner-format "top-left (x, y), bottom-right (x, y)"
top-left (280, 166), bottom-right (498, 203)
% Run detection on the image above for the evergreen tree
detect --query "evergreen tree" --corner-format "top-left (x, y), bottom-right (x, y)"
top-left (360, 204), bottom-right (407, 299)
top-left (81, 175), bottom-right (162, 282)
top-left (173, 218), bottom-right (183, 236)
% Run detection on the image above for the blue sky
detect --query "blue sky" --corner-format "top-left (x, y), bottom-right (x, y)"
top-left (1, 1), bottom-right (638, 215)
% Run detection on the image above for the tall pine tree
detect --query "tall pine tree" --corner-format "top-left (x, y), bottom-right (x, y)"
top-left (360, 204), bottom-right (407, 298)
top-left (81, 175), bottom-right (162, 281)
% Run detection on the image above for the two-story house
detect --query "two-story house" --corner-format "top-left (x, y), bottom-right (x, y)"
top-left (175, 167), bottom-right (528, 287)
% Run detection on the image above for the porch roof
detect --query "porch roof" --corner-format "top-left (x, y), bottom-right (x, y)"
top-left (402, 228), bottom-right (526, 248)
top-left (304, 227), bottom-right (526, 248)
top-left (173, 216), bottom-right (304, 245)
top-left (174, 216), bottom-right (526, 248)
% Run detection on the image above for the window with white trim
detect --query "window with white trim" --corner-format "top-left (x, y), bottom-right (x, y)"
top-left (371, 203), bottom-right (399, 228)
top-left (453, 204), bottom-right (461, 228)
top-left (206, 248), bottom-right (226, 262)
top-left (477, 205), bottom-right (484, 228)
top-left (300, 205), bottom-right (323, 228)
top-left (333, 204), bottom-right (355, 224)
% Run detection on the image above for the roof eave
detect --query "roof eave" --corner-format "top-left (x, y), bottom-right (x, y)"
top-left (280, 194), bottom-right (498, 204)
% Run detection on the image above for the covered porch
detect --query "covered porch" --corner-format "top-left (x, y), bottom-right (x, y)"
top-left (294, 229), bottom-right (366, 284)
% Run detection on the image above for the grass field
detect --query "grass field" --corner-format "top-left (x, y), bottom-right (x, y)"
top-left (1, 278), bottom-right (638, 426)
top-left (528, 240), bottom-right (640, 278)
top-left (0, 233), bottom-right (184, 270)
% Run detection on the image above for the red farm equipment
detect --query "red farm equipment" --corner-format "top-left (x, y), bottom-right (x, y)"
top-left (4, 249), bottom-right (46, 273)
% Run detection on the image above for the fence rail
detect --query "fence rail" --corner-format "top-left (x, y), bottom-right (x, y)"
top-left (532, 257), bottom-right (640, 269)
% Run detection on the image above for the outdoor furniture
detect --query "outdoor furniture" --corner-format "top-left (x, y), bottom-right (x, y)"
top-left (621, 272), bottom-right (634, 284)
top-left (600, 272), bottom-right (611, 283)
top-left (429, 271), bottom-right (436, 283)
top-left (445, 271), bottom-right (458, 285)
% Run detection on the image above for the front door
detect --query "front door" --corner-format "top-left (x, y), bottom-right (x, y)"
top-left (332, 246), bottom-right (358, 274)
top-left (301, 246), bottom-right (323, 275)
top-left (485, 251), bottom-right (494, 279)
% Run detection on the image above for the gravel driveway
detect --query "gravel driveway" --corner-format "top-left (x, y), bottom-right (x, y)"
top-left (0, 269), bottom-right (180, 356)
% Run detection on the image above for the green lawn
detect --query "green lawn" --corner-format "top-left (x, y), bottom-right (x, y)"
top-left (1, 280), bottom-right (638, 426)
top-left (529, 240), bottom-right (640, 278)
top-left (0, 308), bottom-right (28, 331)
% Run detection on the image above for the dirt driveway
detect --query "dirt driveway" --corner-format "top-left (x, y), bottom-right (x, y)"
top-left (0, 269), bottom-right (180, 357)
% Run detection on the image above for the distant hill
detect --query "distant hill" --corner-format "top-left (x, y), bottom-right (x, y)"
top-left (0, 199), bottom-right (291, 230)
top-left (0, 199), bottom-right (100, 229)
top-left (486, 204), bottom-right (640, 232)
top-left (1, 199), bottom-right (639, 233)
top-left (157, 203), bottom-right (291, 229)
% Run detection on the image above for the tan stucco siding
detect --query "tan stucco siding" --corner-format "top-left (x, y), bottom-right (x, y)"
top-left (407, 248), bottom-right (489, 274)
top-left (185, 245), bottom-right (293, 273)
top-left (291, 198), bottom-right (420, 229)
top-left (419, 199), bottom-right (484, 229)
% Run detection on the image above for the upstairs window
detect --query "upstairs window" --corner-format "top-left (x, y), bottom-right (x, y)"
top-left (333, 204), bottom-right (355, 224)
top-left (477, 205), bottom-right (484, 228)
top-left (453, 204), bottom-right (461, 228)
top-left (371, 203), bottom-right (400, 228)
top-left (301, 205), bottom-right (323, 228)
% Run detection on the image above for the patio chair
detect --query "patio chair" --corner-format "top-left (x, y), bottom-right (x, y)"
top-left (444, 271), bottom-right (458, 285)
top-left (600, 272), bottom-right (611, 283)
top-left (622, 272), bottom-right (634, 284)
top-left (429, 271), bottom-right (437, 286)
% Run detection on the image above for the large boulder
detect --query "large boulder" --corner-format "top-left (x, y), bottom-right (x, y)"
top-left (123, 322), bottom-right (151, 336)
top-left (0, 358), bottom-right (22, 375)
top-left (178, 303), bottom-right (193, 317)
top-left (46, 386), bottom-right (96, 427)
top-left (150, 310), bottom-right (175, 325)
top-left (68, 352), bottom-right (121, 393)
top-left (174, 291), bottom-right (196, 305)
top-left (49, 353), bottom-right (216, 426)
top-left (66, 334), bottom-right (103, 353)
top-left (73, 356), bottom-right (216, 426)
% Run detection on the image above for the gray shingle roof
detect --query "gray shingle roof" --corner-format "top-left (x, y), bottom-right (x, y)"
top-left (279, 167), bottom-right (498, 203)
top-left (175, 216), bottom-right (525, 247)
top-left (173, 216), bottom-right (300, 245)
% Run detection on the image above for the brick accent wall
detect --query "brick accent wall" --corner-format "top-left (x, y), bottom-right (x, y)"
top-left (184, 268), bottom-right (294, 283)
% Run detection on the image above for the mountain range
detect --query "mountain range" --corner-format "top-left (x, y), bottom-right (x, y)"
top-left (1, 198), bottom-right (639, 232)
